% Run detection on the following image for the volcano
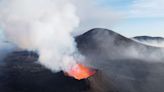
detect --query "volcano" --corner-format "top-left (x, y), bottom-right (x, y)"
top-left (1, 28), bottom-right (164, 92)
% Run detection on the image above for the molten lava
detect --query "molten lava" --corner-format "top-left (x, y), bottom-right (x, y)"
top-left (67, 64), bottom-right (96, 80)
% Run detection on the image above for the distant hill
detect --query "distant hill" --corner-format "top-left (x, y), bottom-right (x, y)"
top-left (133, 36), bottom-right (164, 41)
top-left (76, 28), bottom-right (163, 60)
top-left (133, 36), bottom-right (164, 47)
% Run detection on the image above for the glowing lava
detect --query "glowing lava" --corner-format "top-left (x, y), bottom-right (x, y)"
top-left (67, 64), bottom-right (96, 80)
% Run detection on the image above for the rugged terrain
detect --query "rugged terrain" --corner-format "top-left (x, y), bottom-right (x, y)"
top-left (1, 28), bottom-right (164, 92)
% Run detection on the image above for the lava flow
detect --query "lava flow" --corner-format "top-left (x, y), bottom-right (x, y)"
top-left (66, 64), bottom-right (96, 80)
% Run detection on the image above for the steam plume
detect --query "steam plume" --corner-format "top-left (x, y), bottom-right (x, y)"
top-left (0, 0), bottom-right (82, 72)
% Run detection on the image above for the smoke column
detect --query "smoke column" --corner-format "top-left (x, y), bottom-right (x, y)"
top-left (0, 0), bottom-right (82, 72)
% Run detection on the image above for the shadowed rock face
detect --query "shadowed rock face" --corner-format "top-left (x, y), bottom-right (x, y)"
top-left (1, 28), bottom-right (164, 92)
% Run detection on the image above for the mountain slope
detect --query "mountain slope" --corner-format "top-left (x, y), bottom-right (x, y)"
top-left (76, 28), bottom-right (164, 61)
top-left (76, 28), bottom-right (164, 92)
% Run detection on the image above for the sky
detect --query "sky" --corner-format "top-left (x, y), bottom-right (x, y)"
top-left (0, 0), bottom-right (164, 38)
top-left (99, 0), bottom-right (164, 37)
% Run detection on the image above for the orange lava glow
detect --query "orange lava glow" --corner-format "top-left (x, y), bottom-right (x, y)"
top-left (66, 64), bottom-right (96, 80)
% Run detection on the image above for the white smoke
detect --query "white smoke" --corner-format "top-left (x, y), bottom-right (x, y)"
top-left (0, 0), bottom-right (83, 72)
top-left (0, 0), bottom-right (122, 72)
